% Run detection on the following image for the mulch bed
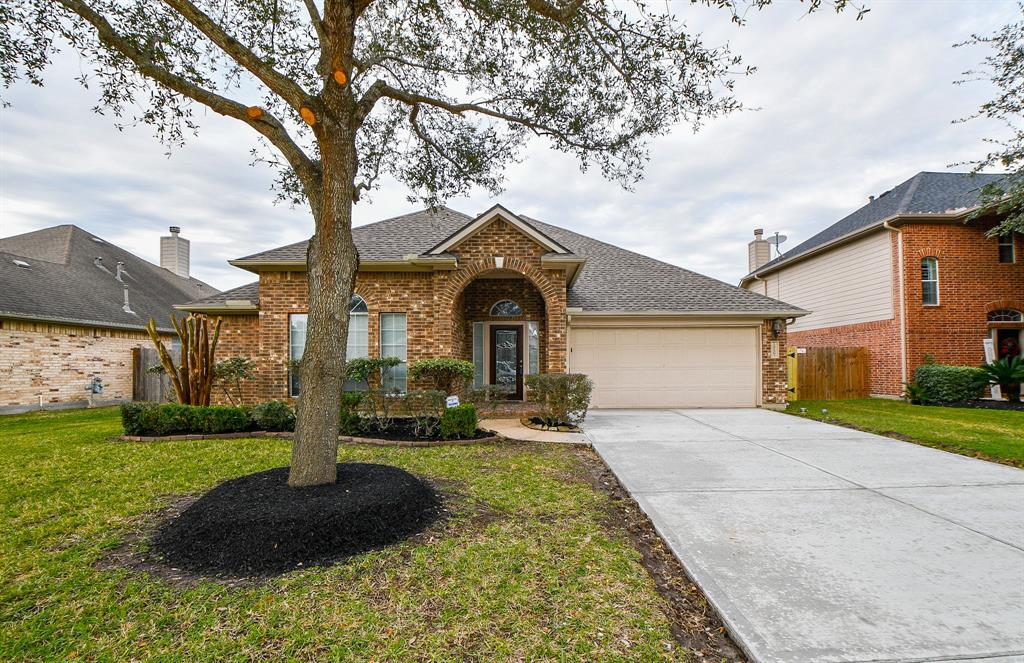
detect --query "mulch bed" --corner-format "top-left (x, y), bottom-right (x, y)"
top-left (521, 417), bottom-right (582, 432)
top-left (355, 419), bottom-right (493, 441)
top-left (932, 399), bottom-right (1024, 411)
top-left (572, 447), bottom-right (747, 662)
top-left (150, 463), bottom-right (442, 577)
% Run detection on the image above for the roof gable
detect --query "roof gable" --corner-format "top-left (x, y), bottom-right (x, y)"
top-left (427, 205), bottom-right (570, 255)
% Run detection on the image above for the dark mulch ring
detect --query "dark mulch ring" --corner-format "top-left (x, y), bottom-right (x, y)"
top-left (353, 418), bottom-right (493, 441)
top-left (150, 463), bottom-right (443, 577)
top-left (927, 399), bottom-right (1024, 411)
top-left (522, 416), bottom-right (581, 432)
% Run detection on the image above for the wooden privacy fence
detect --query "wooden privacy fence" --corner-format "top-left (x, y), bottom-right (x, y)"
top-left (132, 347), bottom-right (178, 402)
top-left (787, 346), bottom-right (870, 401)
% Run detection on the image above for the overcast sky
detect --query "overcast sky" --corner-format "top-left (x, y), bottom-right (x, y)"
top-left (0, 1), bottom-right (1017, 291)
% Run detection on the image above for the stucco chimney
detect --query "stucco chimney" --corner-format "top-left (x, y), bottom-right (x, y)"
top-left (160, 226), bottom-right (190, 278)
top-left (748, 228), bottom-right (771, 272)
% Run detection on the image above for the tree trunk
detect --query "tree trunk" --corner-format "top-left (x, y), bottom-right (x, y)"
top-left (288, 129), bottom-right (359, 487)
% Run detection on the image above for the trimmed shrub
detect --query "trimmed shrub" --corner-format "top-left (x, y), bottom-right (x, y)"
top-left (913, 364), bottom-right (985, 403)
top-left (409, 359), bottom-right (475, 394)
top-left (120, 402), bottom-right (253, 436)
top-left (525, 373), bottom-right (594, 426)
top-left (440, 404), bottom-right (477, 440)
top-left (346, 356), bottom-right (402, 389)
top-left (251, 400), bottom-right (295, 432)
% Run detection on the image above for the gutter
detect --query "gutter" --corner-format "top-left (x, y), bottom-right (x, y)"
top-left (567, 308), bottom-right (809, 318)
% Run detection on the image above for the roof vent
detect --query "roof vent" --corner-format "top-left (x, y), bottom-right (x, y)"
top-left (115, 261), bottom-right (126, 282)
top-left (12, 259), bottom-right (30, 268)
top-left (868, 195), bottom-right (875, 203)
top-left (91, 237), bottom-right (104, 244)
top-left (122, 284), bottom-right (135, 314)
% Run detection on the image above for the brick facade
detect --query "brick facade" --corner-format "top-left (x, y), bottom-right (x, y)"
top-left (761, 320), bottom-right (789, 407)
top-left (216, 217), bottom-right (569, 403)
top-left (784, 222), bottom-right (1023, 397)
top-left (0, 319), bottom-right (168, 409)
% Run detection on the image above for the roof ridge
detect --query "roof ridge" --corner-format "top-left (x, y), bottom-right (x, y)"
top-left (896, 172), bottom-right (925, 213)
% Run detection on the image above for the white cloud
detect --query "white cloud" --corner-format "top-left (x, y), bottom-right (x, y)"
top-left (0, 1), bottom-right (1017, 292)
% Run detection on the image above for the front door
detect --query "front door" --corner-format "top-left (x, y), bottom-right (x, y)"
top-left (490, 325), bottom-right (523, 399)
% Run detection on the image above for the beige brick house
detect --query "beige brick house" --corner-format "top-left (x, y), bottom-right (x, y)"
top-left (182, 205), bottom-right (805, 409)
top-left (740, 172), bottom-right (1024, 397)
top-left (0, 225), bottom-right (218, 412)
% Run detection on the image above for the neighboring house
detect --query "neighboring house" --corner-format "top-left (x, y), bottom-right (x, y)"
top-left (180, 205), bottom-right (806, 409)
top-left (740, 171), bottom-right (1024, 397)
top-left (0, 225), bottom-right (218, 412)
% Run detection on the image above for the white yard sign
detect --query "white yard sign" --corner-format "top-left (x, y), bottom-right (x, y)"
top-left (983, 338), bottom-right (1001, 400)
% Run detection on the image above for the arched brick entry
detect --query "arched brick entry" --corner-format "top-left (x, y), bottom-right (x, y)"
top-left (434, 257), bottom-right (567, 372)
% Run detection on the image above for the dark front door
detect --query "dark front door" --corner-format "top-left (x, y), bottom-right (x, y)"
top-left (490, 325), bottom-right (523, 399)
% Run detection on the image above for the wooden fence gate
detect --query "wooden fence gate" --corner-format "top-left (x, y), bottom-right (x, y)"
top-left (787, 346), bottom-right (870, 401)
top-left (132, 347), bottom-right (178, 402)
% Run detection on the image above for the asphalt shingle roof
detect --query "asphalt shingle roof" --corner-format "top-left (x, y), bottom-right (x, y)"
top-left (182, 281), bottom-right (260, 309)
top-left (749, 171), bottom-right (1006, 277)
top-left (0, 225), bottom-right (219, 332)
top-left (204, 207), bottom-right (802, 315)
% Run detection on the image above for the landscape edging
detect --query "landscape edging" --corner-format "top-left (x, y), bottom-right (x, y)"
top-left (119, 431), bottom-right (504, 446)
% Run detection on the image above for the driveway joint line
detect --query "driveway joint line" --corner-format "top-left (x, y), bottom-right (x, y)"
top-left (678, 413), bottom-right (1024, 553)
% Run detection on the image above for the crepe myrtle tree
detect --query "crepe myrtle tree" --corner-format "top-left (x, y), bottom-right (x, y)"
top-left (2, 0), bottom-right (861, 486)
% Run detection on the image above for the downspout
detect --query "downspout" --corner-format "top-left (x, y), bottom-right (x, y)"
top-left (883, 220), bottom-right (908, 387)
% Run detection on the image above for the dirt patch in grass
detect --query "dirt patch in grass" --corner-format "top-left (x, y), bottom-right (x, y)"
top-left (149, 463), bottom-right (442, 577)
top-left (572, 447), bottom-right (746, 662)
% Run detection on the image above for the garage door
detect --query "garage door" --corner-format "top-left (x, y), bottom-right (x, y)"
top-left (569, 326), bottom-right (759, 408)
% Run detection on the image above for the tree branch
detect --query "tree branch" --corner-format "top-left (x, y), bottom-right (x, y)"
top-left (162, 0), bottom-right (312, 108)
top-left (55, 0), bottom-right (320, 199)
top-left (301, 0), bottom-right (328, 46)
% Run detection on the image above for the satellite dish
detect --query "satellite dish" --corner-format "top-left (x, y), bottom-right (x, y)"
top-left (767, 232), bottom-right (788, 257)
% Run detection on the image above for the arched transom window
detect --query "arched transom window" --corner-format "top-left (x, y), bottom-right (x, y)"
top-left (988, 309), bottom-right (1023, 322)
top-left (347, 295), bottom-right (369, 358)
top-left (490, 299), bottom-right (524, 316)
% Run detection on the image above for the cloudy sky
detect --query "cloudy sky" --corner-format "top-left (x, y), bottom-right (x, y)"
top-left (0, 1), bottom-right (1017, 291)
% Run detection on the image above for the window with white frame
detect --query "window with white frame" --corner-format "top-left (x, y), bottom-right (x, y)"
top-left (472, 322), bottom-right (484, 387)
top-left (921, 257), bottom-right (939, 306)
top-left (380, 313), bottom-right (407, 392)
top-left (988, 309), bottom-right (1023, 322)
top-left (290, 295), bottom-right (371, 396)
top-left (998, 234), bottom-right (1016, 263)
top-left (288, 313), bottom-right (307, 397)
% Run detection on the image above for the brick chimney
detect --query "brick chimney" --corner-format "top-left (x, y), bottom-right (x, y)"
top-left (748, 228), bottom-right (771, 272)
top-left (160, 226), bottom-right (190, 278)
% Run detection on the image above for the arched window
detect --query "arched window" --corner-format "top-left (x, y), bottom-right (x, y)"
top-left (921, 257), bottom-right (939, 306)
top-left (490, 299), bottom-right (524, 317)
top-left (988, 309), bottom-right (1023, 322)
top-left (345, 295), bottom-right (370, 391)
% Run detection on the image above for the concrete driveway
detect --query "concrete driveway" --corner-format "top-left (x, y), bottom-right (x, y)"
top-left (585, 408), bottom-right (1024, 663)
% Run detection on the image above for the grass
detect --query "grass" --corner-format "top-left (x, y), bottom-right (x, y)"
top-left (0, 407), bottom-right (687, 661)
top-left (788, 398), bottom-right (1024, 466)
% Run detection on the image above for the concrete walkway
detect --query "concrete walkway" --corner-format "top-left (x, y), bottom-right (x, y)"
top-left (585, 408), bottom-right (1024, 663)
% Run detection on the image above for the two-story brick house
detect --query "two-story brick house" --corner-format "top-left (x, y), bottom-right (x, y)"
top-left (740, 172), bottom-right (1024, 397)
top-left (181, 204), bottom-right (807, 409)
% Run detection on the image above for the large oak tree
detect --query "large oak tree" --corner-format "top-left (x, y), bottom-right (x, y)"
top-left (2, 0), bottom-right (858, 486)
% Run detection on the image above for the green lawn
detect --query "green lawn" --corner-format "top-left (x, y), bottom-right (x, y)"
top-left (0, 407), bottom-right (686, 661)
top-left (788, 398), bottom-right (1024, 466)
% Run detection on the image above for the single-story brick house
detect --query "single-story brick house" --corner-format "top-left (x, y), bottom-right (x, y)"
top-left (181, 205), bottom-right (805, 409)
top-left (740, 171), bottom-right (1024, 397)
top-left (0, 225), bottom-right (218, 412)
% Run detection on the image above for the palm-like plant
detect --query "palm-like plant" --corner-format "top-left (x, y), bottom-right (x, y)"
top-left (975, 356), bottom-right (1024, 403)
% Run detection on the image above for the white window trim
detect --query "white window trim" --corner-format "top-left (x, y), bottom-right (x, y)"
top-left (380, 312), bottom-right (408, 392)
top-left (921, 257), bottom-right (940, 306)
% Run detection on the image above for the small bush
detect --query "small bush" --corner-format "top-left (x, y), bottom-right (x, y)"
top-left (346, 356), bottom-right (402, 389)
top-left (358, 388), bottom-right (401, 433)
top-left (339, 392), bottom-right (363, 435)
top-left (403, 390), bottom-right (446, 437)
top-left (440, 404), bottom-right (477, 440)
top-left (973, 356), bottom-right (1024, 402)
top-left (525, 373), bottom-right (593, 426)
top-left (121, 402), bottom-right (160, 436)
top-left (251, 400), bottom-right (295, 432)
top-left (409, 359), bottom-right (475, 394)
top-left (462, 384), bottom-right (516, 405)
top-left (913, 364), bottom-right (985, 403)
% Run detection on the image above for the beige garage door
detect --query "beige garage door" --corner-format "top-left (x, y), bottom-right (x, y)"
top-left (569, 326), bottom-right (759, 408)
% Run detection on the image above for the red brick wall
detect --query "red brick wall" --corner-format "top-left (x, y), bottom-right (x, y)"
top-left (459, 278), bottom-right (547, 368)
top-left (216, 215), bottom-right (569, 403)
top-left (788, 320), bottom-right (902, 396)
top-left (761, 321), bottom-right (789, 407)
top-left (901, 222), bottom-right (1023, 374)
